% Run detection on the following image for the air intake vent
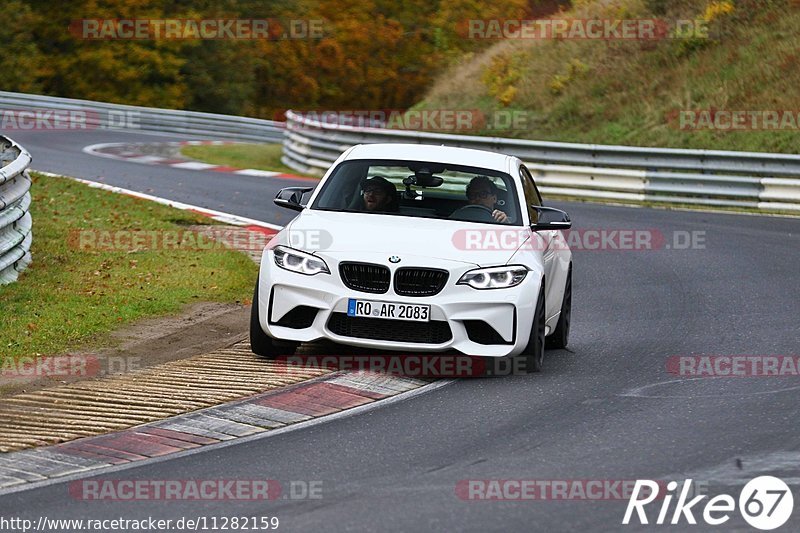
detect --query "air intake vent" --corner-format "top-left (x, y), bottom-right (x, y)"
top-left (327, 313), bottom-right (452, 344)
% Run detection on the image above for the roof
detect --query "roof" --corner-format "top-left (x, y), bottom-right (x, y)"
top-left (343, 143), bottom-right (512, 173)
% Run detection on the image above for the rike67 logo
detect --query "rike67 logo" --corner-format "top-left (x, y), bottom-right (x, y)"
top-left (623, 477), bottom-right (794, 530)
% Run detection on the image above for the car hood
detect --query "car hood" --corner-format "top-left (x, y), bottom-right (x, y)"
top-left (284, 210), bottom-right (523, 267)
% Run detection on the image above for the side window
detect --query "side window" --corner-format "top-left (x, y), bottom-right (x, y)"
top-left (519, 165), bottom-right (542, 223)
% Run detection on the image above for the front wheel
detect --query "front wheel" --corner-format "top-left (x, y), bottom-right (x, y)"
top-left (547, 265), bottom-right (572, 350)
top-left (250, 277), bottom-right (297, 358)
top-left (517, 285), bottom-right (546, 373)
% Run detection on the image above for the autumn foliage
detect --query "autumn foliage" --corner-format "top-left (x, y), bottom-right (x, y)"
top-left (2, 0), bottom-right (550, 118)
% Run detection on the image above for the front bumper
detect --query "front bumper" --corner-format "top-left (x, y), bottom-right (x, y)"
top-left (257, 251), bottom-right (543, 357)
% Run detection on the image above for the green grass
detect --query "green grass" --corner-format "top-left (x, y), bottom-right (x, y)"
top-left (416, 0), bottom-right (800, 154)
top-left (0, 172), bottom-right (257, 363)
top-left (181, 143), bottom-right (313, 177)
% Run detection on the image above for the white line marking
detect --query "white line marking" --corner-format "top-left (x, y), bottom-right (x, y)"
top-left (234, 169), bottom-right (281, 177)
top-left (621, 377), bottom-right (800, 398)
top-left (169, 161), bottom-right (218, 170)
top-left (82, 141), bottom-right (317, 182)
top-left (33, 170), bottom-right (282, 231)
top-left (126, 155), bottom-right (166, 164)
top-left (82, 142), bottom-right (130, 160)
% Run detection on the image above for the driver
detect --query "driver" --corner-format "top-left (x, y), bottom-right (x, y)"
top-left (465, 176), bottom-right (509, 223)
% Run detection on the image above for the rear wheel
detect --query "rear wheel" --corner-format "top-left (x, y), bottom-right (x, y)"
top-left (547, 265), bottom-right (572, 350)
top-left (518, 285), bottom-right (546, 373)
top-left (250, 277), bottom-right (297, 358)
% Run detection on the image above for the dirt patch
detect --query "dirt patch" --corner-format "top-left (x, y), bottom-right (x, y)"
top-left (107, 301), bottom-right (246, 353)
top-left (0, 301), bottom-right (249, 397)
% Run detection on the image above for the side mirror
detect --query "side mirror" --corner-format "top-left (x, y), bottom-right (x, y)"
top-left (531, 206), bottom-right (571, 231)
top-left (274, 187), bottom-right (314, 212)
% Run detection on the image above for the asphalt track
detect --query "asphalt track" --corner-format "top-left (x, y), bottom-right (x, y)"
top-left (12, 130), bottom-right (307, 227)
top-left (3, 128), bottom-right (800, 531)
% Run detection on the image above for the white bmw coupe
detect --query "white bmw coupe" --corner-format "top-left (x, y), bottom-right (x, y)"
top-left (251, 143), bottom-right (572, 372)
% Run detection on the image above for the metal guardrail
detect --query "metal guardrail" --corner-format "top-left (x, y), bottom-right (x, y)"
top-left (0, 136), bottom-right (32, 284)
top-left (0, 91), bottom-right (285, 143)
top-left (2, 93), bottom-right (797, 212)
top-left (282, 111), bottom-right (800, 212)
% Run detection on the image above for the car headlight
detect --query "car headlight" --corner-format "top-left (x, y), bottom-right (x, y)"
top-left (457, 265), bottom-right (528, 289)
top-left (273, 246), bottom-right (330, 275)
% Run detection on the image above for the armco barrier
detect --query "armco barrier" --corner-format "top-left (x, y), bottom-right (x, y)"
top-left (0, 91), bottom-right (285, 143)
top-left (3, 93), bottom-right (797, 212)
top-left (0, 136), bottom-right (33, 284)
top-left (281, 110), bottom-right (800, 212)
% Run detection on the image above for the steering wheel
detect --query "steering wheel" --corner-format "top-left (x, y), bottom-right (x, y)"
top-left (460, 204), bottom-right (493, 214)
top-left (451, 204), bottom-right (495, 222)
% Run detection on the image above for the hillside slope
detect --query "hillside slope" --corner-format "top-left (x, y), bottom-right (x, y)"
top-left (414, 0), bottom-right (800, 154)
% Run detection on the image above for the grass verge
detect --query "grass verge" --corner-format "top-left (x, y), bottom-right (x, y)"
top-left (181, 143), bottom-right (313, 177)
top-left (0, 172), bottom-right (257, 363)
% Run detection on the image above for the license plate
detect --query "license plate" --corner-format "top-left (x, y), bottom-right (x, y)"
top-left (347, 299), bottom-right (430, 322)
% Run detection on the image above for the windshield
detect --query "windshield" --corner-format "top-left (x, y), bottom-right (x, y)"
top-left (311, 159), bottom-right (521, 225)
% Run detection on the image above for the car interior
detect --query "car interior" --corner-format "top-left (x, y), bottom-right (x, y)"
top-left (315, 160), bottom-right (519, 224)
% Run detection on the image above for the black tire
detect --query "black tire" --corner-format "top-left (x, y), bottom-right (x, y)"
top-left (249, 277), bottom-right (297, 358)
top-left (547, 265), bottom-right (572, 350)
top-left (518, 284), bottom-right (546, 373)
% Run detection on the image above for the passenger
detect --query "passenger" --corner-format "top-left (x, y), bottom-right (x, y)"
top-left (360, 176), bottom-right (398, 212)
top-left (463, 175), bottom-right (509, 223)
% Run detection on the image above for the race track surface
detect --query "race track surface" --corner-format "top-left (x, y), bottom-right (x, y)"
top-left (4, 129), bottom-right (799, 531)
